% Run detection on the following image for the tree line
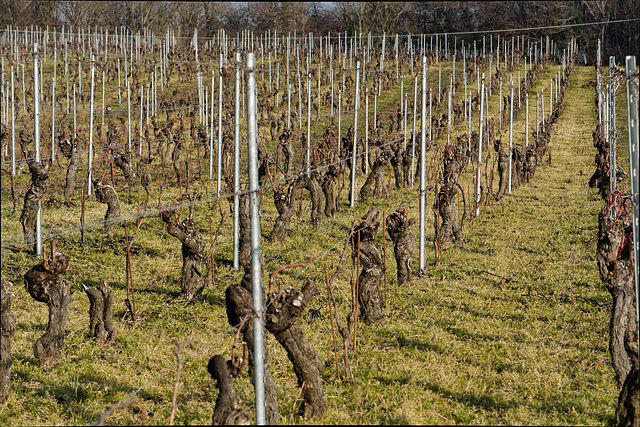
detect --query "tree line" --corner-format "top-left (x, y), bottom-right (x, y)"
top-left (1, 1), bottom-right (637, 64)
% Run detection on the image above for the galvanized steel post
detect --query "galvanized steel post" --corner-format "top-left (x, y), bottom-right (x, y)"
top-left (307, 71), bottom-right (311, 176)
top-left (476, 74), bottom-right (486, 217)
top-left (350, 61), bottom-right (360, 207)
top-left (233, 52), bottom-right (241, 270)
top-left (245, 52), bottom-right (266, 425)
top-left (419, 56), bottom-right (427, 274)
top-left (127, 80), bottom-right (131, 153)
top-left (411, 76), bottom-right (418, 186)
top-left (508, 79), bottom-right (514, 194)
top-left (51, 76), bottom-right (56, 163)
top-left (209, 70), bottom-right (215, 181)
top-left (218, 53), bottom-right (224, 195)
top-left (365, 88), bottom-right (369, 175)
top-left (33, 43), bottom-right (42, 256)
top-left (525, 93), bottom-right (529, 148)
top-left (88, 53), bottom-right (95, 197)
top-left (11, 65), bottom-right (15, 176)
top-left (338, 89), bottom-right (342, 153)
top-left (625, 56), bottom-right (640, 347)
top-left (609, 56), bottom-right (617, 215)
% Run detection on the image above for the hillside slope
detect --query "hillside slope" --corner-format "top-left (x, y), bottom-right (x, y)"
top-left (0, 64), bottom-right (619, 426)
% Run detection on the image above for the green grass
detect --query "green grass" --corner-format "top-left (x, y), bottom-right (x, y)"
top-left (0, 55), bottom-right (620, 425)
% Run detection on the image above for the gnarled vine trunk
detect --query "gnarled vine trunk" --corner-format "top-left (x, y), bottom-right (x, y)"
top-left (277, 129), bottom-right (294, 175)
top-left (20, 152), bottom-right (49, 253)
top-left (437, 182), bottom-right (462, 243)
top-left (360, 150), bottom-right (390, 204)
top-left (238, 193), bottom-right (251, 268)
top-left (82, 281), bottom-right (117, 343)
top-left (596, 204), bottom-right (636, 388)
top-left (161, 208), bottom-right (207, 301)
top-left (437, 142), bottom-right (467, 245)
top-left (265, 280), bottom-right (326, 419)
top-left (352, 207), bottom-right (385, 325)
top-left (390, 144), bottom-right (405, 189)
top-left (616, 367), bottom-right (640, 427)
top-left (386, 208), bottom-right (416, 286)
top-left (402, 142), bottom-right (413, 187)
top-left (24, 244), bottom-right (72, 368)
top-left (0, 276), bottom-right (15, 403)
top-left (93, 180), bottom-right (121, 234)
top-left (495, 142), bottom-right (509, 201)
top-left (270, 176), bottom-right (306, 242)
top-left (304, 171), bottom-right (324, 226)
top-left (136, 155), bottom-right (154, 209)
top-left (322, 162), bottom-right (339, 218)
top-left (112, 147), bottom-right (136, 187)
top-left (208, 355), bottom-right (252, 425)
top-left (225, 275), bottom-right (281, 424)
top-left (59, 138), bottom-right (81, 198)
top-left (172, 137), bottom-right (184, 185)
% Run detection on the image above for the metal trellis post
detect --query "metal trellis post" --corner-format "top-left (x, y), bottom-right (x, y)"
top-left (233, 53), bottom-right (241, 270)
top-left (419, 56), bottom-right (427, 274)
top-left (476, 74), bottom-right (486, 217)
top-left (33, 43), bottom-right (42, 256)
top-left (350, 61), bottom-right (360, 207)
top-left (625, 56), bottom-right (640, 347)
top-left (245, 52), bottom-right (266, 425)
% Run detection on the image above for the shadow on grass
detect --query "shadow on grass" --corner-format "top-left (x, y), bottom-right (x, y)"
top-left (396, 336), bottom-right (444, 354)
top-left (15, 321), bottom-right (47, 333)
top-left (441, 324), bottom-right (501, 342)
top-left (9, 366), bottom-right (158, 425)
top-left (421, 379), bottom-right (520, 412)
top-left (534, 395), bottom-right (618, 426)
top-left (105, 278), bottom-right (182, 299)
top-left (375, 373), bottom-right (411, 386)
top-left (12, 354), bottom-right (39, 371)
top-left (203, 293), bottom-right (225, 307)
top-left (379, 413), bottom-right (411, 424)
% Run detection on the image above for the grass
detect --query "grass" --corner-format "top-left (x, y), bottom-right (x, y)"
top-left (0, 52), bottom-right (622, 425)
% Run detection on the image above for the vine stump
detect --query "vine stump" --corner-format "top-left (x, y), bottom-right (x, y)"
top-left (20, 152), bottom-right (49, 253)
top-left (208, 355), bottom-right (252, 425)
top-left (596, 203), bottom-right (636, 388)
top-left (24, 241), bottom-right (72, 368)
top-left (386, 208), bottom-right (416, 286)
top-left (616, 367), bottom-right (640, 427)
top-left (225, 273), bottom-right (281, 424)
top-left (93, 180), bottom-right (121, 234)
top-left (265, 280), bottom-right (326, 419)
top-left (161, 207), bottom-right (207, 301)
top-left (352, 207), bottom-right (386, 325)
top-left (82, 281), bottom-right (117, 343)
top-left (1, 276), bottom-right (16, 402)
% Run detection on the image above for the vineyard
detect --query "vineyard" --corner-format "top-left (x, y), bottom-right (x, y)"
top-left (0, 23), bottom-right (638, 426)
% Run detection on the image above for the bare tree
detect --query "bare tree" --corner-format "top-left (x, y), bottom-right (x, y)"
top-left (0, 0), bottom-right (41, 27)
top-left (337, 2), bottom-right (411, 35)
top-left (120, 1), bottom-right (172, 33)
top-left (57, 1), bottom-right (123, 28)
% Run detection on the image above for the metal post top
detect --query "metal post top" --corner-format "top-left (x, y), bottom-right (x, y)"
top-left (245, 52), bottom-right (255, 68)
